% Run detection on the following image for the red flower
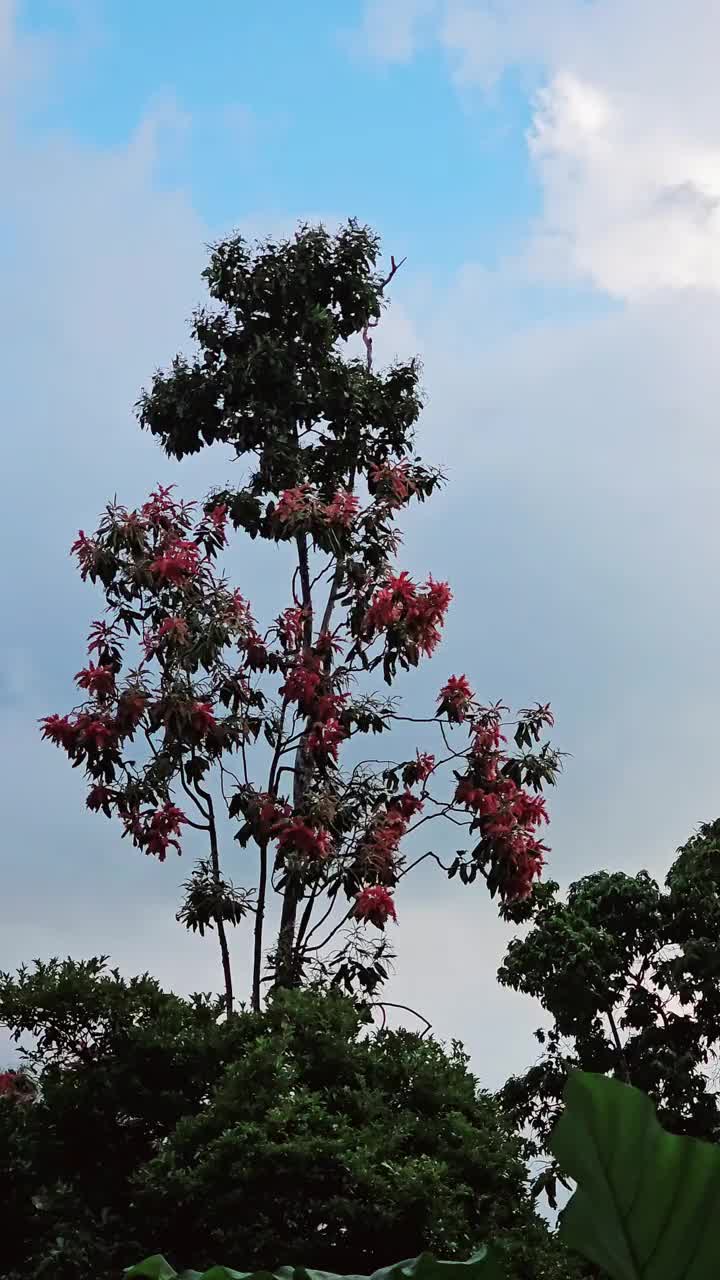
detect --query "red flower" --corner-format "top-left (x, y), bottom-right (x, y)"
top-left (315, 630), bottom-right (344, 659)
top-left (365, 585), bottom-right (402, 633)
top-left (190, 702), bottom-right (217, 735)
top-left (149, 538), bottom-right (200, 585)
top-left (282, 663), bottom-right (321, 714)
top-left (227, 590), bottom-right (252, 629)
top-left (75, 663), bottom-right (115, 698)
top-left (364, 573), bottom-right (451, 656)
top-left (403, 751), bottom-right (435, 786)
top-left (369, 462), bottom-right (415, 506)
top-left (354, 885), bottom-right (398, 928)
top-left (208, 503), bottom-right (228, 539)
top-left (314, 691), bottom-right (348, 723)
top-left (254, 794), bottom-right (291, 838)
top-left (40, 714), bottom-right (80, 751)
top-left (141, 484), bottom-right (182, 526)
top-left (86, 785), bottom-right (113, 816)
top-left (81, 718), bottom-right (117, 750)
top-left (87, 619), bottom-right (123, 658)
top-left (323, 490), bottom-right (360, 528)
top-left (0, 1070), bottom-right (33, 1104)
top-left (142, 803), bottom-right (187, 861)
top-left (275, 485), bottom-right (316, 525)
top-left (277, 819), bottom-right (332, 861)
top-left (391, 790), bottom-right (424, 820)
top-left (307, 717), bottom-right (347, 762)
top-left (277, 606), bottom-right (306, 650)
top-left (116, 690), bottom-right (146, 732)
top-left (70, 531), bottom-right (98, 579)
top-left (244, 631), bottom-right (269, 671)
top-left (437, 674), bottom-right (474, 723)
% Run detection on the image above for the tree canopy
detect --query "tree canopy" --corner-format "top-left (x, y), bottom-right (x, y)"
top-left (0, 964), bottom-right (569, 1279)
top-left (498, 819), bottom-right (720, 1204)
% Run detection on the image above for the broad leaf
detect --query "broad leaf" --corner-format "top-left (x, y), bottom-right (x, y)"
top-left (125, 1248), bottom-right (506, 1280)
top-left (552, 1070), bottom-right (720, 1280)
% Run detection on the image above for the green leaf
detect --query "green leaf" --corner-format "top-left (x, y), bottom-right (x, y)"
top-left (552, 1070), bottom-right (720, 1280)
top-left (126, 1251), bottom-right (505, 1280)
top-left (125, 1257), bottom-right (179, 1279)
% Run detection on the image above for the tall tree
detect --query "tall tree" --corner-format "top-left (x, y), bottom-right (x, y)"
top-left (42, 221), bottom-right (560, 1014)
top-left (497, 819), bottom-right (720, 1206)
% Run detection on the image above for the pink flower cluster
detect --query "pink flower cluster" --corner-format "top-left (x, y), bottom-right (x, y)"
top-left (354, 885), bottom-right (398, 928)
top-left (358, 790), bottom-right (423, 884)
top-left (124, 802), bottom-right (187, 862)
top-left (0, 1070), bottom-right (34, 1104)
top-left (368, 462), bottom-right (416, 507)
top-left (75, 663), bottom-right (116, 699)
top-left (277, 606), bottom-right (306, 651)
top-left (437, 674), bottom-right (474, 724)
top-left (149, 537), bottom-right (201, 586)
top-left (143, 616), bottom-right (189, 657)
top-left (453, 706), bottom-right (550, 901)
top-left (275, 485), bottom-right (360, 531)
top-left (364, 572), bottom-right (452, 657)
top-left (277, 817), bottom-right (333, 862)
top-left (281, 653), bottom-right (349, 763)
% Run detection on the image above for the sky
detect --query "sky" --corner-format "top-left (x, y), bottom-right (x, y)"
top-left (4, 0), bottom-right (720, 1089)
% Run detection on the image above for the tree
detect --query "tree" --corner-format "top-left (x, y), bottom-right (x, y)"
top-left (41, 221), bottom-right (560, 1016)
top-left (496, 819), bottom-right (720, 1207)
top-left (0, 961), bottom-right (570, 1279)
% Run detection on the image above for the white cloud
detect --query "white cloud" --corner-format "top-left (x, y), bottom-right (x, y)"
top-left (351, 0), bottom-right (440, 63)
top-left (361, 0), bottom-right (720, 298)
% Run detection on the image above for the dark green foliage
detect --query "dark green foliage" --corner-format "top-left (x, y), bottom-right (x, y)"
top-left (0, 957), bottom-right (249, 1278)
top-left (498, 820), bottom-right (720, 1204)
top-left (0, 963), bottom-right (567, 1279)
top-left (129, 990), bottom-right (551, 1276)
top-left (136, 221), bottom-right (423, 487)
top-left (128, 1070), bottom-right (720, 1280)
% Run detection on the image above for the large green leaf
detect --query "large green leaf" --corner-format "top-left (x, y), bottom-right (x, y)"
top-left (552, 1070), bottom-right (720, 1280)
top-left (125, 1247), bottom-right (506, 1280)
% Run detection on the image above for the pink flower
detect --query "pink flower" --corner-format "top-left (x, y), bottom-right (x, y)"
top-left (403, 751), bottom-right (435, 786)
top-left (141, 803), bottom-right (187, 861)
top-left (208, 503), bottom-right (228, 539)
top-left (323, 490), bottom-right (360, 528)
top-left (369, 462), bottom-right (415, 506)
top-left (149, 538), bottom-right (200, 585)
top-left (70, 531), bottom-right (98, 579)
top-left (277, 819), bottom-right (333, 861)
top-left (40, 714), bottom-right (80, 752)
top-left (307, 716), bottom-right (347, 761)
top-left (81, 718), bottom-right (117, 750)
top-left (275, 485), bottom-right (316, 525)
top-left (75, 663), bottom-right (116, 698)
top-left (277, 606), bottom-right (306, 651)
top-left (354, 885), bottom-right (398, 928)
top-left (190, 702), bottom-right (217, 736)
top-left (282, 663), bottom-right (322, 714)
top-left (437, 675), bottom-right (474, 723)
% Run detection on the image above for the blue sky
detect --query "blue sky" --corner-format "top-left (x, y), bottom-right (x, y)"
top-left (17, 0), bottom-right (540, 271)
top-left (5, 0), bottom-right (720, 1085)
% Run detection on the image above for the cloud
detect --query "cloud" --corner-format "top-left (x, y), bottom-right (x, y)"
top-left (360, 0), bottom-right (720, 298)
top-left (349, 0), bottom-right (441, 63)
